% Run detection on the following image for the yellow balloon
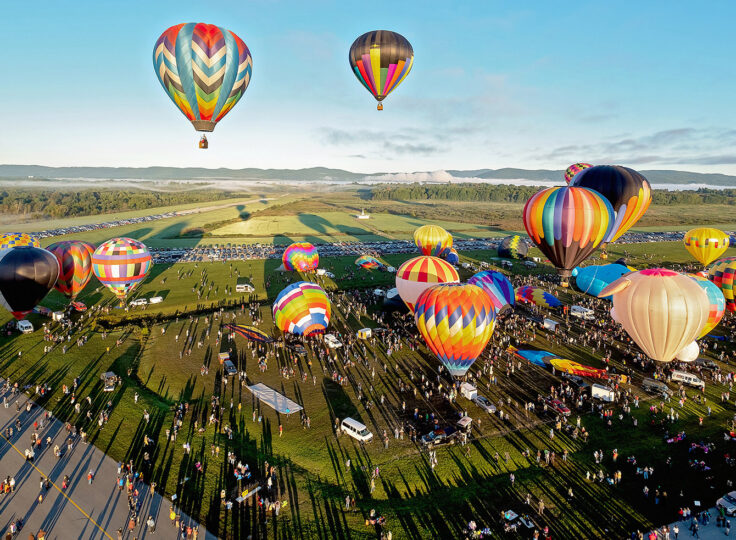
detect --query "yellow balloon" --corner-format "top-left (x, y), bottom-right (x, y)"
top-left (413, 225), bottom-right (453, 257)
top-left (683, 227), bottom-right (730, 266)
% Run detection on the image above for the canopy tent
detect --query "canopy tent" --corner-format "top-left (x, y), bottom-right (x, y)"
top-left (247, 383), bottom-right (303, 415)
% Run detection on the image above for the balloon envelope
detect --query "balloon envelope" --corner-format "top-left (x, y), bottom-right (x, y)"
top-left (600, 269), bottom-right (710, 362)
top-left (468, 271), bottom-right (514, 314)
top-left (355, 255), bottom-right (383, 269)
top-left (675, 341), bottom-right (699, 363)
top-left (349, 30), bottom-right (413, 107)
top-left (515, 286), bottom-right (561, 308)
top-left (414, 283), bottom-right (495, 378)
top-left (92, 238), bottom-right (152, 302)
top-left (0, 247), bottom-right (59, 319)
top-left (46, 241), bottom-right (95, 300)
top-left (564, 163), bottom-right (592, 184)
top-left (574, 264), bottom-right (632, 300)
top-left (226, 324), bottom-right (274, 343)
top-left (414, 225), bottom-right (452, 257)
top-left (272, 281), bottom-right (330, 336)
top-left (444, 249), bottom-right (459, 265)
top-left (153, 23), bottom-right (252, 133)
top-left (498, 235), bottom-right (528, 259)
top-left (0, 233), bottom-right (40, 250)
top-left (395, 256), bottom-right (459, 312)
top-left (683, 228), bottom-right (730, 266)
top-left (689, 274), bottom-right (726, 337)
top-left (282, 243), bottom-right (319, 272)
top-left (708, 257), bottom-right (736, 313)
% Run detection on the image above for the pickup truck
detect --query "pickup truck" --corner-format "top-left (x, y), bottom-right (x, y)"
top-left (544, 397), bottom-right (571, 417)
top-left (420, 427), bottom-right (458, 447)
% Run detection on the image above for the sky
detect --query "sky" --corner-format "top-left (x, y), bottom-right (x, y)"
top-left (1, 0), bottom-right (736, 174)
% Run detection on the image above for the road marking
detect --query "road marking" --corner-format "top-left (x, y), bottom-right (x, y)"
top-left (0, 430), bottom-right (115, 540)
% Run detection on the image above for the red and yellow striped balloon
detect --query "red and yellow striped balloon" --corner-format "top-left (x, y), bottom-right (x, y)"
top-left (395, 256), bottom-right (459, 312)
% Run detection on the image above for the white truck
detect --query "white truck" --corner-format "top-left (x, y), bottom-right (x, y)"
top-left (671, 370), bottom-right (705, 389)
top-left (591, 384), bottom-right (615, 402)
top-left (459, 382), bottom-right (477, 400)
top-left (543, 319), bottom-right (559, 332)
top-left (570, 305), bottom-right (595, 321)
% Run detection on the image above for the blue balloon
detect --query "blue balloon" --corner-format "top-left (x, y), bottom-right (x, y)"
top-left (574, 264), bottom-right (632, 300)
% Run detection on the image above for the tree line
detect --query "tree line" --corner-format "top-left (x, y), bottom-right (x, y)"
top-left (370, 183), bottom-right (736, 205)
top-left (0, 189), bottom-right (234, 218)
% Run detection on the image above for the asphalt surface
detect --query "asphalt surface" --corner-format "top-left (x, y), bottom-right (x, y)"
top-left (0, 384), bottom-right (216, 539)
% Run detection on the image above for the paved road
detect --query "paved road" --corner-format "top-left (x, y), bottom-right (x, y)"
top-left (0, 385), bottom-right (216, 539)
top-left (645, 510), bottom-right (732, 539)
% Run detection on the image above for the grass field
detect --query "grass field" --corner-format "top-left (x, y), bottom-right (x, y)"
top-left (0, 242), bottom-right (735, 539)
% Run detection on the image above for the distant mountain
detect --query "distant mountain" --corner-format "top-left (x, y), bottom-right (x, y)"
top-left (1, 164), bottom-right (735, 186)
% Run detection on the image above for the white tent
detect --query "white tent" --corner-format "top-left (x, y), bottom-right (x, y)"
top-left (247, 383), bottom-right (303, 415)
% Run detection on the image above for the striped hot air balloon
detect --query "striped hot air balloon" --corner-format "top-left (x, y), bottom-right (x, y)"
top-left (272, 281), bottom-right (330, 337)
top-left (0, 233), bottom-right (40, 250)
top-left (708, 257), bottom-right (736, 313)
top-left (225, 324), bottom-right (274, 343)
top-left (46, 241), bottom-right (95, 301)
top-left (413, 225), bottom-right (452, 257)
top-left (355, 255), bottom-right (382, 269)
top-left (683, 228), bottom-right (730, 267)
top-left (349, 30), bottom-right (413, 110)
top-left (153, 23), bottom-right (253, 146)
top-left (414, 283), bottom-right (495, 378)
top-left (92, 238), bottom-right (152, 303)
top-left (688, 274), bottom-right (726, 337)
top-left (282, 243), bottom-right (319, 272)
top-left (515, 286), bottom-right (562, 309)
top-left (498, 235), bottom-right (528, 260)
top-left (395, 256), bottom-right (459, 312)
top-left (523, 186), bottom-right (614, 286)
top-left (468, 271), bottom-right (515, 315)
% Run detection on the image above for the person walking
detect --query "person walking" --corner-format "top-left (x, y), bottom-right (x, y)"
top-left (726, 520), bottom-right (731, 536)
top-left (147, 515), bottom-right (156, 533)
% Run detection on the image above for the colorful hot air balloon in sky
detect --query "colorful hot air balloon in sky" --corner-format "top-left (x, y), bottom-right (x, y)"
top-left (282, 243), bottom-right (319, 272)
top-left (153, 23), bottom-right (252, 147)
top-left (395, 256), bottom-right (459, 312)
top-left (498, 235), bottom-right (528, 260)
top-left (689, 274), bottom-right (726, 337)
top-left (92, 238), bottom-right (152, 303)
top-left (0, 247), bottom-right (59, 320)
top-left (414, 283), bottom-right (495, 378)
top-left (414, 225), bottom-right (452, 257)
top-left (444, 248), bottom-right (459, 266)
top-left (683, 227), bottom-right (730, 266)
top-left (355, 255), bottom-right (383, 269)
top-left (225, 324), bottom-right (274, 343)
top-left (573, 264), bottom-right (633, 300)
top-left (523, 186), bottom-right (614, 286)
top-left (564, 163), bottom-right (592, 184)
top-left (46, 241), bottom-right (95, 301)
top-left (272, 281), bottom-right (330, 336)
top-left (468, 271), bottom-right (515, 315)
top-left (708, 257), bottom-right (736, 312)
top-left (0, 233), bottom-right (40, 250)
top-left (570, 165), bottom-right (652, 251)
top-left (600, 269), bottom-right (710, 363)
top-left (515, 286), bottom-right (562, 309)
top-left (349, 30), bottom-right (413, 110)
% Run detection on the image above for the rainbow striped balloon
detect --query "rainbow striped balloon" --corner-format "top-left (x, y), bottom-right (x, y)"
top-left (413, 225), bottom-right (453, 257)
top-left (415, 283), bottom-right (495, 378)
top-left (523, 186), bottom-right (614, 283)
top-left (688, 274), bottom-right (726, 337)
top-left (272, 281), bottom-right (331, 336)
top-left (395, 256), bottom-right (459, 312)
top-left (355, 255), bottom-right (382, 269)
top-left (0, 233), bottom-right (40, 250)
top-left (92, 238), bottom-right (152, 302)
top-left (468, 271), bottom-right (515, 314)
top-left (153, 23), bottom-right (252, 133)
top-left (46, 241), bottom-right (95, 300)
top-left (708, 257), bottom-right (736, 313)
top-left (282, 243), bottom-right (319, 272)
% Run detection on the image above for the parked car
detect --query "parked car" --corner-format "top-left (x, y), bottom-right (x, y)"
top-left (472, 395), bottom-right (497, 414)
top-left (130, 298), bottom-right (148, 306)
top-left (544, 398), bottom-right (571, 417)
top-left (421, 427), bottom-right (458, 447)
top-left (717, 491), bottom-right (736, 516)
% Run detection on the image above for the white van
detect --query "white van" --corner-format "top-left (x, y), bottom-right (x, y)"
top-left (341, 417), bottom-right (373, 442)
top-left (316, 268), bottom-right (326, 276)
top-left (459, 382), bottom-right (477, 400)
top-left (671, 370), bottom-right (705, 389)
top-left (591, 384), bottom-right (615, 402)
top-left (149, 296), bottom-right (163, 304)
top-left (570, 306), bottom-right (595, 321)
top-left (324, 334), bottom-right (343, 349)
top-left (16, 320), bottom-right (33, 334)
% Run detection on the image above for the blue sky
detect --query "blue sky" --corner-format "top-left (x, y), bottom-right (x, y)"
top-left (2, 0), bottom-right (735, 173)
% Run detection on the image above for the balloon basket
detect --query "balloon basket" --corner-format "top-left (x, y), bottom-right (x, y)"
top-left (600, 252), bottom-right (608, 260)
top-left (199, 136), bottom-right (209, 150)
top-left (377, 103), bottom-right (383, 111)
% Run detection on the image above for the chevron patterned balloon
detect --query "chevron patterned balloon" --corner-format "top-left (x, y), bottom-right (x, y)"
top-left (46, 241), bottom-right (95, 300)
top-left (414, 283), bottom-right (495, 378)
top-left (153, 23), bottom-right (252, 133)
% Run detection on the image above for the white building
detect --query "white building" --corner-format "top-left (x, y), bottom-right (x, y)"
top-left (357, 208), bottom-right (370, 220)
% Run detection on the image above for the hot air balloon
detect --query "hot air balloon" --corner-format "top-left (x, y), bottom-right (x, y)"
top-left (564, 163), bottom-right (592, 184)
top-left (414, 283), bottom-right (495, 377)
top-left (675, 341), bottom-right (699, 363)
top-left (349, 30), bottom-right (413, 110)
top-left (689, 274), bottom-right (726, 337)
top-left (0, 233), bottom-right (40, 250)
top-left (395, 256), bottom-right (459, 312)
top-left (683, 228), bottom-right (730, 266)
top-left (515, 286), bottom-right (562, 309)
top-left (413, 225), bottom-right (452, 257)
top-left (444, 248), bottom-right (459, 265)
top-left (153, 23), bottom-right (253, 148)
top-left (92, 238), bottom-right (152, 304)
top-left (573, 264), bottom-right (633, 300)
top-left (282, 243), bottom-right (319, 272)
top-left (355, 255), bottom-right (383, 270)
top-left (272, 281), bottom-right (330, 336)
top-left (0, 247), bottom-right (59, 320)
top-left (497, 235), bottom-right (528, 260)
top-left (522, 186), bottom-right (614, 286)
top-left (46, 241), bottom-right (95, 301)
top-left (708, 257), bottom-right (736, 312)
top-left (225, 324), bottom-right (274, 343)
top-left (599, 269), bottom-right (710, 363)
top-left (467, 271), bottom-right (515, 315)
top-left (569, 165), bottom-right (652, 256)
